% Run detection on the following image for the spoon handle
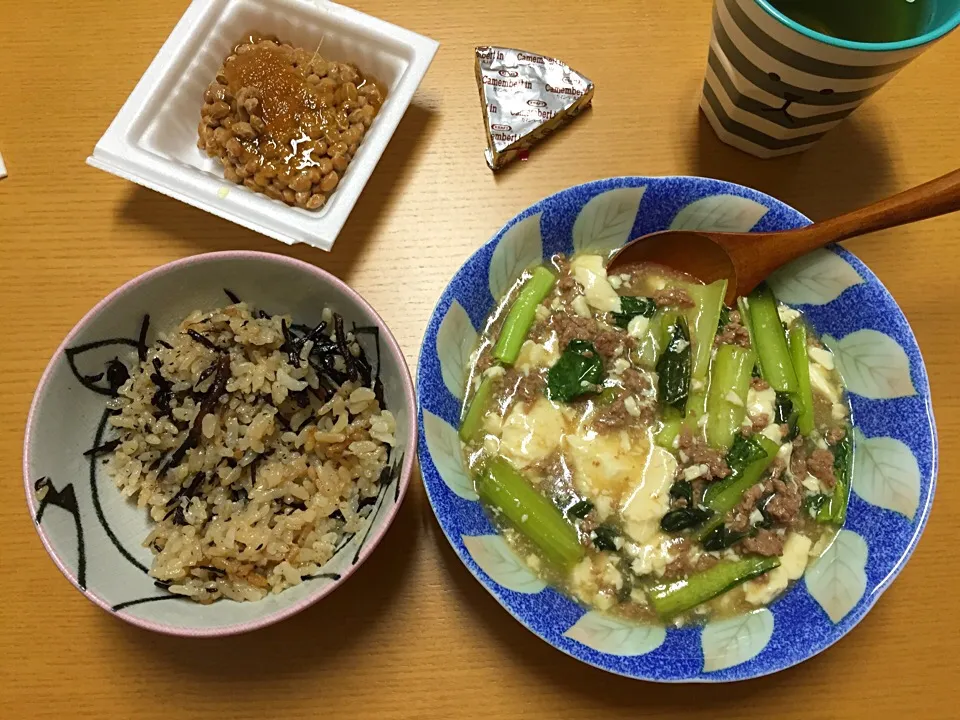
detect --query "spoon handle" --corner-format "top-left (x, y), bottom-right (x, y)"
top-left (791, 168), bottom-right (960, 248)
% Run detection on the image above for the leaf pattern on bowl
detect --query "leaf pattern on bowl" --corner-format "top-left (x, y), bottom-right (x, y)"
top-left (852, 428), bottom-right (920, 520)
top-left (462, 534), bottom-right (546, 594)
top-left (489, 213), bottom-right (544, 301)
top-left (572, 187), bottom-right (646, 254)
top-left (423, 410), bottom-right (477, 501)
top-left (436, 300), bottom-right (478, 401)
top-left (823, 329), bottom-right (916, 399)
top-left (564, 611), bottom-right (666, 657)
top-left (701, 608), bottom-right (774, 672)
top-left (669, 194), bottom-right (769, 232)
top-left (767, 249), bottom-right (864, 305)
top-left (805, 529), bottom-right (868, 623)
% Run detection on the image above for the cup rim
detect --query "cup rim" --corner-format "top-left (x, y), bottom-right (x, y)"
top-left (755, 0), bottom-right (960, 52)
top-left (22, 250), bottom-right (419, 637)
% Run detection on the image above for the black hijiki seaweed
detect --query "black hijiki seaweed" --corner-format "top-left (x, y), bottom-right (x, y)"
top-left (186, 329), bottom-right (221, 352)
top-left (223, 288), bottom-right (242, 304)
top-left (197, 565), bottom-right (226, 577)
top-left (163, 471), bottom-right (207, 525)
top-left (333, 314), bottom-right (359, 381)
top-left (194, 361), bottom-right (218, 390)
top-left (352, 325), bottom-right (385, 408)
top-left (150, 358), bottom-right (175, 418)
top-left (158, 355), bottom-right (230, 475)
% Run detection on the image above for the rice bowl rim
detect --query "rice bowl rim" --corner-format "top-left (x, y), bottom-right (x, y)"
top-left (23, 250), bottom-right (418, 637)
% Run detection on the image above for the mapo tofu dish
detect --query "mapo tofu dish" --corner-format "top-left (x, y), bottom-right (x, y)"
top-left (459, 252), bottom-right (852, 625)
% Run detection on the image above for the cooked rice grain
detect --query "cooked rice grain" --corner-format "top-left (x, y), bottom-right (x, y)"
top-left (105, 302), bottom-right (395, 603)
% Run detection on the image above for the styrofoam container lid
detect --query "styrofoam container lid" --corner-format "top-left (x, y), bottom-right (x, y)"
top-left (87, 0), bottom-right (439, 251)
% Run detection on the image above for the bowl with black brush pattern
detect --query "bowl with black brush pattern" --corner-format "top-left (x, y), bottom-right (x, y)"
top-left (23, 251), bottom-right (416, 636)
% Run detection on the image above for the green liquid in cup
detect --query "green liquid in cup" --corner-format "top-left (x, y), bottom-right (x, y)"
top-left (768, 0), bottom-right (932, 43)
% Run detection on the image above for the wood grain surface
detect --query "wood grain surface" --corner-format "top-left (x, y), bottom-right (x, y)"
top-left (1, 1), bottom-right (958, 717)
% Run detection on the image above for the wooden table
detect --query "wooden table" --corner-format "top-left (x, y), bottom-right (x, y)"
top-left (2, 1), bottom-right (958, 717)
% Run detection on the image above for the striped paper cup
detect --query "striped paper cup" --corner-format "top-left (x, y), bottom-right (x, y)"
top-left (702, 0), bottom-right (960, 158)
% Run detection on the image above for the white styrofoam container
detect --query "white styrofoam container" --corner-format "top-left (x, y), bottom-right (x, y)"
top-left (87, 0), bottom-right (438, 251)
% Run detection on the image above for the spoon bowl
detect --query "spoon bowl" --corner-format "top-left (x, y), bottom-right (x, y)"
top-left (609, 169), bottom-right (960, 301)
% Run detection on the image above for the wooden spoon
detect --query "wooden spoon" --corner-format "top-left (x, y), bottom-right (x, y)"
top-left (607, 169), bottom-right (960, 304)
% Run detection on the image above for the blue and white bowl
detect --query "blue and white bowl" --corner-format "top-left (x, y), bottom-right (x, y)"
top-left (416, 176), bottom-right (937, 682)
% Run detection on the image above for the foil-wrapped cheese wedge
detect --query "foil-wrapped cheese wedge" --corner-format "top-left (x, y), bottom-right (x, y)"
top-left (475, 46), bottom-right (594, 170)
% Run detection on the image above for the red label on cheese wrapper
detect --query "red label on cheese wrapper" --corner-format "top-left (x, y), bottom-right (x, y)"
top-left (475, 46), bottom-right (594, 171)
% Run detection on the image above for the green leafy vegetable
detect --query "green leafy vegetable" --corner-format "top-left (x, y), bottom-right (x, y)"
top-left (492, 267), bottom-right (556, 365)
top-left (612, 296), bottom-right (657, 327)
top-left (747, 285), bottom-right (799, 393)
top-left (655, 417), bottom-right (682, 449)
top-left (476, 457), bottom-right (584, 569)
top-left (595, 386), bottom-right (619, 406)
top-left (806, 493), bottom-right (830, 518)
top-left (660, 507), bottom-right (714, 532)
top-left (567, 499), bottom-right (594, 520)
top-left (724, 434), bottom-right (769, 476)
top-left (701, 525), bottom-right (751, 551)
top-left (828, 433), bottom-right (853, 523)
top-left (773, 392), bottom-right (793, 425)
top-left (669, 480), bottom-right (693, 505)
top-left (718, 305), bottom-right (731, 331)
top-left (546, 339), bottom-right (605, 403)
top-left (705, 345), bottom-right (756, 450)
top-left (656, 316), bottom-right (691, 412)
top-left (788, 322), bottom-right (816, 437)
top-left (459, 374), bottom-right (496, 442)
top-left (645, 556), bottom-right (781, 619)
top-left (686, 279), bottom-right (727, 381)
top-left (699, 434), bottom-right (780, 538)
top-left (592, 525), bottom-right (619, 552)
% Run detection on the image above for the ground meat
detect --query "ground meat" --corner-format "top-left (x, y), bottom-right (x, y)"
top-left (620, 367), bottom-right (651, 395)
top-left (586, 367), bottom-right (655, 431)
top-left (825, 426), bottom-right (846, 445)
top-left (807, 448), bottom-right (837, 489)
top-left (764, 478), bottom-right (803, 524)
top-left (504, 370), bottom-right (545, 407)
top-left (728, 466), bottom-right (802, 533)
top-left (527, 452), bottom-right (571, 496)
top-left (473, 351), bottom-right (495, 375)
top-left (691, 478), bottom-right (708, 506)
top-left (663, 550), bottom-right (719, 580)
top-left (715, 311), bottom-right (751, 348)
top-left (751, 377), bottom-right (770, 391)
top-left (728, 483), bottom-right (767, 532)
top-left (740, 529), bottom-right (784, 557)
top-left (766, 457), bottom-right (786, 483)
top-left (751, 412), bottom-right (770, 433)
top-left (652, 287), bottom-right (695, 308)
top-left (590, 395), bottom-right (656, 431)
top-left (790, 440), bottom-right (807, 479)
top-left (550, 254), bottom-right (578, 296)
top-left (677, 426), bottom-right (731, 480)
top-left (547, 312), bottom-right (634, 359)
